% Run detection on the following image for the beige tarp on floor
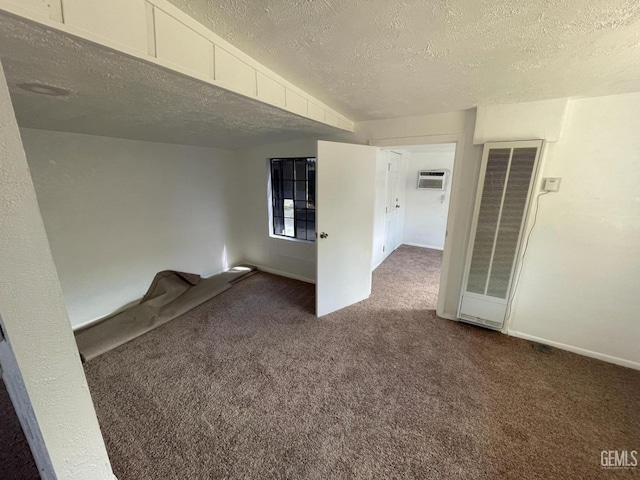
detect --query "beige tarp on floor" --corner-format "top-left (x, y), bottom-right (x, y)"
top-left (75, 266), bottom-right (256, 361)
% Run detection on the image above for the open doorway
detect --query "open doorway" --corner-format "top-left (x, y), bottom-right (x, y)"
top-left (372, 142), bottom-right (457, 311)
top-left (397, 143), bottom-right (455, 251)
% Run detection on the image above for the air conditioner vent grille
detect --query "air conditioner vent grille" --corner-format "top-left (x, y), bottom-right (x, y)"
top-left (417, 170), bottom-right (447, 190)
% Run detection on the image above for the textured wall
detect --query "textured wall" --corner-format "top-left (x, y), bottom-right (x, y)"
top-left (359, 98), bottom-right (640, 367)
top-left (0, 66), bottom-right (113, 479)
top-left (508, 93), bottom-right (640, 367)
top-left (235, 138), bottom-right (317, 283)
top-left (22, 128), bottom-right (243, 329)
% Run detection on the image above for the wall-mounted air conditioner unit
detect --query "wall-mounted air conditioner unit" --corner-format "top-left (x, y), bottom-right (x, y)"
top-left (417, 170), bottom-right (447, 190)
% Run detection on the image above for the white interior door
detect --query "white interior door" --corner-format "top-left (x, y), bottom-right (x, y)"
top-left (393, 153), bottom-right (409, 249)
top-left (371, 150), bottom-right (390, 269)
top-left (316, 140), bottom-right (377, 317)
top-left (384, 152), bottom-right (402, 253)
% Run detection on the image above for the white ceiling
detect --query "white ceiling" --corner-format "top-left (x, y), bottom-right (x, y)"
top-left (0, 14), bottom-right (344, 149)
top-left (168, 0), bottom-right (640, 120)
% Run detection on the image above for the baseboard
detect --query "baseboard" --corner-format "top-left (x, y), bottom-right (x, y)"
top-left (401, 242), bottom-right (444, 251)
top-left (72, 265), bottom-right (240, 332)
top-left (507, 330), bottom-right (640, 371)
top-left (436, 311), bottom-right (457, 321)
top-left (371, 256), bottom-right (386, 272)
top-left (73, 264), bottom-right (315, 332)
top-left (253, 265), bottom-right (316, 284)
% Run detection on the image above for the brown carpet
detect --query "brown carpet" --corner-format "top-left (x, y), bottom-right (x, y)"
top-left (84, 246), bottom-right (640, 479)
top-left (0, 380), bottom-right (39, 480)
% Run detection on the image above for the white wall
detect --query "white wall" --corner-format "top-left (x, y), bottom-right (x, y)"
top-left (18, 93), bottom-right (639, 373)
top-left (507, 93), bottom-right (640, 368)
top-left (358, 101), bottom-right (640, 368)
top-left (235, 138), bottom-right (317, 283)
top-left (0, 65), bottom-right (113, 479)
top-left (357, 110), bottom-right (483, 319)
top-left (402, 145), bottom-right (455, 250)
top-left (21, 129), bottom-right (242, 329)
top-left (474, 98), bottom-right (568, 144)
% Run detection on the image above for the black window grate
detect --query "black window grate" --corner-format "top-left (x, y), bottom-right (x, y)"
top-left (270, 157), bottom-right (316, 242)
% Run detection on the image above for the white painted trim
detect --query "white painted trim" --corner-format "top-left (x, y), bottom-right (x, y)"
top-left (267, 233), bottom-right (315, 245)
top-left (253, 265), bottom-right (316, 284)
top-left (371, 242), bottom-right (405, 272)
top-left (371, 134), bottom-right (461, 148)
top-left (148, 0), bottom-right (350, 126)
top-left (371, 256), bottom-right (386, 271)
top-left (508, 330), bottom-right (640, 371)
top-left (401, 242), bottom-right (444, 251)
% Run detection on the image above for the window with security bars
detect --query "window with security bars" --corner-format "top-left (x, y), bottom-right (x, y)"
top-left (270, 157), bottom-right (316, 242)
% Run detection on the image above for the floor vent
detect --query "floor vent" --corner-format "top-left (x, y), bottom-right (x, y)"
top-left (459, 314), bottom-right (502, 330)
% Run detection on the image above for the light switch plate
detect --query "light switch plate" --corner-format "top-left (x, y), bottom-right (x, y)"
top-left (542, 177), bottom-right (561, 192)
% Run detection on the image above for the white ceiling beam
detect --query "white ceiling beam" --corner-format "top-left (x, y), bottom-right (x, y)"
top-left (0, 0), bottom-right (354, 132)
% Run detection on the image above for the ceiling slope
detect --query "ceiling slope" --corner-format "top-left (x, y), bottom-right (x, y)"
top-left (0, 13), bottom-right (345, 149)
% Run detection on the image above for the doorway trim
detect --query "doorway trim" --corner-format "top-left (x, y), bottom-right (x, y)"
top-left (370, 134), bottom-right (465, 320)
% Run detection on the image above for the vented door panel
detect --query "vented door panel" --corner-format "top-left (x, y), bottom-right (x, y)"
top-left (467, 149), bottom-right (510, 294)
top-left (459, 141), bottom-right (541, 329)
top-left (487, 148), bottom-right (537, 298)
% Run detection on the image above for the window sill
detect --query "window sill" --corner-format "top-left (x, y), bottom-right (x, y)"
top-left (269, 233), bottom-right (316, 244)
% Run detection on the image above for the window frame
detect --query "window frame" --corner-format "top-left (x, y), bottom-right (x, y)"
top-left (268, 157), bottom-right (316, 243)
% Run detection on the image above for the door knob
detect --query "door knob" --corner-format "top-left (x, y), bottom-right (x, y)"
top-left (320, 232), bottom-right (329, 239)
top-left (395, 204), bottom-right (400, 209)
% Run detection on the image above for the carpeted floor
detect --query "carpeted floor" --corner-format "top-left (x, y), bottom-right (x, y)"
top-left (83, 246), bottom-right (640, 479)
top-left (0, 380), bottom-right (39, 479)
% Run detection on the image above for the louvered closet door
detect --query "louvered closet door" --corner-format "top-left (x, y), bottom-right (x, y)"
top-left (458, 141), bottom-right (542, 329)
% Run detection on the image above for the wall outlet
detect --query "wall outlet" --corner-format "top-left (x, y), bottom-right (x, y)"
top-left (542, 177), bottom-right (561, 192)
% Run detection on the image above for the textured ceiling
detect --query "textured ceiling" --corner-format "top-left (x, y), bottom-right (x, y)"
top-left (0, 14), bottom-right (343, 149)
top-left (168, 0), bottom-right (640, 120)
